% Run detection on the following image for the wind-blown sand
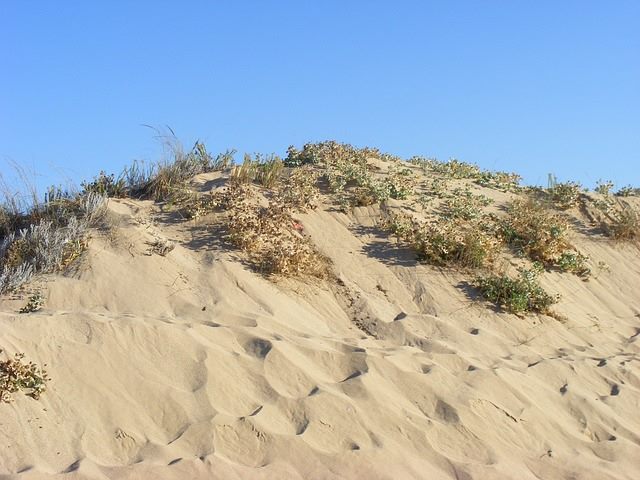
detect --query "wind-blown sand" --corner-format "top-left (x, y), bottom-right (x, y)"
top-left (1, 169), bottom-right (639, 479)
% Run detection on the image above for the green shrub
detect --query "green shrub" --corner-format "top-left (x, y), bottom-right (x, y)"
top-left (615, 185), bottom-right (640, 197)
top-left (442, 188), bottom-right (492, 220)
top-left (383, 212), bottom-right (500, 269)
top-left (475, 266), bottom-right (558, 315)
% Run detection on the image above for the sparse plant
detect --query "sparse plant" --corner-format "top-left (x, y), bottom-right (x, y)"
top-left (0, 350), bottom-right (49, 402)
top-left (254, 155), bottom-right (284, 188)
top-left (19, 293), bottom-right (44, 313)
top-left (474, 265), bottom-right (558, 315)
top-left (556, 251), bottom-right (591, 277)
top-left (615, 185), bottom-right (640, 197)
top-left (546, 181), bottom-right (582, 210)
top-left (604, 204), bottom-right (640, 241)
top-left (146, 238), bottom-right (175, 256)
top-left (595, 180), bottom-right (614, 196)
top-left (81, 171), bottom-right (126, 198)
top-left (231, 154), bottom-right (284, 188)
top-left (385, 167), bottom-right (414, 200)
top-left (475, 171), bottom-right (522, 192)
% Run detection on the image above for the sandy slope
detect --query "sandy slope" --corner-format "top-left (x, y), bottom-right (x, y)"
top-left (1, 173), bottom-right (639, 479)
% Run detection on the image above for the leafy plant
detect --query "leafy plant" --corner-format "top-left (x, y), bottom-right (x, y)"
top-left (594, 179), bottom-right (614, 196)
top-left (615, 185), bottom-right (640, 197)
top-left (442, 188), bottom-right (492, 220)
top-left (0, 350), bottom-right (49, 402)
top-left (383, 212), bottom-right (500, 269)
top-left (19, 293), bottom-right (44, 313)
top-left (546, 181), bottom-right (582, 210)
top-left (276, 166), bottom-right (320, 211)
top-left (474, 266), bottom-right (558, 315)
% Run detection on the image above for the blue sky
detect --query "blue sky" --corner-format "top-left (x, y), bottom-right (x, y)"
top-left (1, 1), bottom-right (639, 192)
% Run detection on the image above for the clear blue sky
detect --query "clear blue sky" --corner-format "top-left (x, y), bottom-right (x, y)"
top-left (1, 1), bottom-right (639, 191)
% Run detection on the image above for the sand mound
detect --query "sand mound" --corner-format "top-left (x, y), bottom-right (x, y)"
top-left (2, 168), bottom-right (640, 479)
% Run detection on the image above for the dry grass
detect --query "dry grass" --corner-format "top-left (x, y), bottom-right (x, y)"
top-left (605, 205), bottom-right (640, 242)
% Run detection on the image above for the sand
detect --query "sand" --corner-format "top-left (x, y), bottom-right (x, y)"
top-left (1, 171), bottom-right (639, 479)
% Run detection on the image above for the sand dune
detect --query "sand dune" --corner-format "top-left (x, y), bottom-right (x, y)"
top-left (1, 166), bottom-right (640, 479)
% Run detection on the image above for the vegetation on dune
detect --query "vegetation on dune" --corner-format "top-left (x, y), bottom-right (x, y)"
top-left (500, 199), bottom-right (590, 276)
top-left (0, 350), bottom-right (49, 403)
top-left (474, 265), bottom-right (558, 315)
top-left (3, 136), bottom-right (639, 316)
top-left (0, 183), bottom-right (107, 293)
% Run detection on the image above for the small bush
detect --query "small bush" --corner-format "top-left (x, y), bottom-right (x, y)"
top-left (410, 156), bottom-right (481, 179)
top-left (386, 167), bottom-right (414, 200)
top-left (546, 181), bottom-right (582, 210)
top-left (594, 180), bottom-right (614, 196)
top-left (0, 192), bottom-right (105, 293)
top-left (0, 350), bottom-right (49, 402)
top-left (276, 166), bottom-right (320, 211)
top-left (215, 182), bottom-right (329, 278)
top-left (81, 171), bottom-right (126, 198)
top-left (605, 205), bottom-right (640, 241)
top-left (442, 188), bottom-right (492, 220)
top-left (501, 199), bottom-right (589, 275)
top-left (615, 185), bottom-right (640, 197)
top-left (19, 293), bottom-right (44, 313)
top-left (383, 212), bottom-right (500, 269)
top-left (475, 266), bottom-right (558, 315)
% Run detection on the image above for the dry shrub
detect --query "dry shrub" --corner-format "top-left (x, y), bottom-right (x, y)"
top-left (276, 166), bottom-right (320, 211)
top-left (0, 193), bottom-right (106, 293)
top-left (1, 350), bottom-right (49, 402)
top-left (605, 205), bottom-right (640, 241)
top-left (215, 181), bottom-right (329, 278)
top-left (501, 199), bottom-right (589, 276)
